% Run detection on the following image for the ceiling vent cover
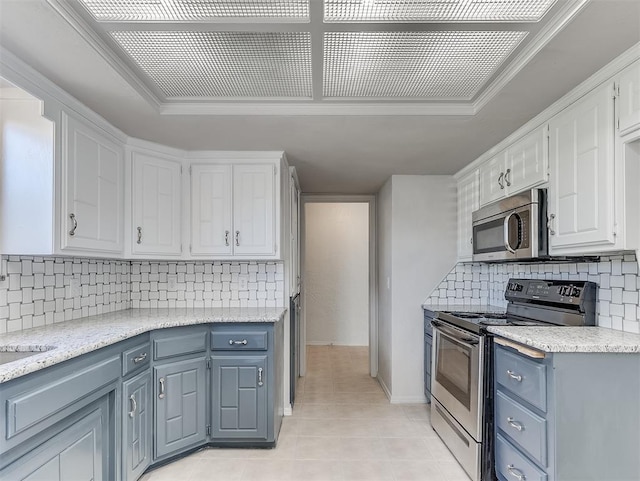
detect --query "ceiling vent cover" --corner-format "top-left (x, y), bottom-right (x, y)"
top-left (323, 31), bottom-right (528, 99)
top-left (111, 31), bottom-right (313, 98)
top-left (324, 0), bottom-right (557, 23)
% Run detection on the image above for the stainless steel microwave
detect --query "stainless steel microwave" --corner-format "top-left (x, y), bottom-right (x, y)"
top-left (471, 189), bottom-right (548, 262)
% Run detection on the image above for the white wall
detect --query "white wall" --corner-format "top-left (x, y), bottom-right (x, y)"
top-left (376, 175), bottom-right (458, 403)
top-left (304, 202), bottom-right (369, 346)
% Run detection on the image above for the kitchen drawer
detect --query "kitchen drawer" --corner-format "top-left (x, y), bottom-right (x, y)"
top-left (495, 345), bottom-right (547, 411)
top-left (122, 341), bottom-right (151, 377)
top-left (496, 433), bottom-right (547, 481)
top-left (211, 330), bottom-right (268, 351)
top-left (496, 390), bottom-right (547, 466)
top-left (153, 330), bottom-right (207, 360)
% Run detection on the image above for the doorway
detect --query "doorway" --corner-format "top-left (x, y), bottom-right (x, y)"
top-left (300, 195), bottom-right (377, 377)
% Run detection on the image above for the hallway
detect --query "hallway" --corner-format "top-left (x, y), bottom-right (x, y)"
top-left (141, 346), bottom-right (469, 481)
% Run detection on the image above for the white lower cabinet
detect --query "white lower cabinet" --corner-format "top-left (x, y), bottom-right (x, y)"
top-left (131, 151), bottom-right (182, 256)
top-left (190, 160), bottom-right (278, 259)
top-left (547, 82), bottom-right (616, 253)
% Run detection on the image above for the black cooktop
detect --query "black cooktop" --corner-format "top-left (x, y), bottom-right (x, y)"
top-left (435, 310), bottom-right (550, 334)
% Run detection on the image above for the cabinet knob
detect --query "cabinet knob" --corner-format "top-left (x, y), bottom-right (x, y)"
top-left (137, 226), bottom-right (142, 244)
top-left (506, 369), bottom-right (522, 382)
top-left (504, 168), bottom-right (511, 187)
top-left (498, 172), bottom-right (505, 190)
top-left (158, 377), bottom-right (166, 399)
top-left (129, 394), bottom-right (137, 418)
top-left (257, 367), bottom-right (264, 387)
top-left (506, 465), bottom-right (526, 481)
top-left (507, 417), bottom-right (524, 432)
top-left (547, 213), bottom-right (556, 236)
top-left (235, 230), bottom-right (240, 247)
top-left (225, 230), bottom-right (230, 246)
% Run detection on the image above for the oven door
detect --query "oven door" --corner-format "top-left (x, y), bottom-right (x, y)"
top-left (431, 321), bottom-right (484, 441)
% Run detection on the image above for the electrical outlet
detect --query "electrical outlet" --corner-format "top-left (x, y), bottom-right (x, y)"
top-left (167, 274), bottom-right (178, 292)
top-left (69, 277), bottom-right (81, 297)
top-left (239, 275), bottom-right (249, 290)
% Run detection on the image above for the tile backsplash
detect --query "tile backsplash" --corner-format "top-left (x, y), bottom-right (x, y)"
top-left (427, 253), bottom-right (640, 333)
top-left (0, 256), bottom-right (284, 334)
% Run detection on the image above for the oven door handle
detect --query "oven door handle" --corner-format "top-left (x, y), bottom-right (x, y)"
top-left (432, 321), bottom-right (480, 347)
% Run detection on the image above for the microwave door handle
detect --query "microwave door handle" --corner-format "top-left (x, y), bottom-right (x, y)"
top-left (503, 212), bottom-right (517, 254)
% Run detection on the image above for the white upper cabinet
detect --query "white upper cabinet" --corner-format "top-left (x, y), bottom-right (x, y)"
top-left (131, 151), bottom-right (182, 256)
top-left (478, 152), bottom-right (506, 206)
top-left (505, 127), bottom-right (548, 194)
top-left (478, 127), bottom-right (547, 207)
top-left (457, 170), bottom-right (479, 261)
top-left (191, 164), bottom-right (233, 256)
top-left (61, 112), bottom-right (124, 254)
top-left (190, 161), bottom-right (278, 258)
top-left (617, 59), bottom-right (640, 136)
top-left (548, 82), bottom-right (616, 252)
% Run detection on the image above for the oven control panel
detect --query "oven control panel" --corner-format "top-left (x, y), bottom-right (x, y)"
top-left (505, 279), bottom-right (595, 306)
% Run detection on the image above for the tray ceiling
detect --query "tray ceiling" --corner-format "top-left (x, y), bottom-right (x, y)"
top-left (60, 0), bottom-right (570, 111)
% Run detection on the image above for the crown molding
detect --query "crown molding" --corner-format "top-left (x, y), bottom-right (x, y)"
top-left (455, 41), bottom-right (640, 179)
top-left (471, 0), bottom-right (589, 114)
top-left (159, 102), bottom-right (476, 116)
top-left (46, 0), bottom-right (162, 112)
top-left (0, 45), bottom-right (127, 142)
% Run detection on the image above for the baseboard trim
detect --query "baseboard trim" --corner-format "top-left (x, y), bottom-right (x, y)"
top-left (305, 341), bottom-right (369, 347)
top-left (377, 376), bottom-right (392, 401)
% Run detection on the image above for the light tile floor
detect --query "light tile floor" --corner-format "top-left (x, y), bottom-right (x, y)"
top-left (141, 345), bottom-right (470, 481)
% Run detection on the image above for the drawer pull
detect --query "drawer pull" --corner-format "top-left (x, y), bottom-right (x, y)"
top-left (158, 377), bottom-right (166, 399)
top-left (133, 352), bottom-right (148, 363)
top-left (507, 417), bottom-right (524, 432)
top-left (229, 339), bottom-right (248, 346)
top-left (507, 464), bottom-right (526, 481)
top-left (507, 370), bottom-right (522, 382)
top-left (257, 367), bottom-right (264, 387)
top-left (129, 395), bottom-right (137, 418)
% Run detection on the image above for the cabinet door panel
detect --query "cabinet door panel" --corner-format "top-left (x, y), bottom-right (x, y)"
top-left (0, 406), bottom-right (105, 481)
top-left (457, 171), bottom-right (479, 261)
top-left (618, 60), bottom-right (640, 135)
top-left (233, 164), bottom-right (275, 256)
top-left (506, 127), bottom-right (547, 193)
top-left (212, 356), bottom-right (267, 439)
top-left (123, 371), bottom-right (151, 481)
top-left (548, 83), bottom-right (615, 251)
top-left (62, 113), bottom-right (123, 253)
top-left (191, 164), bottom-right (233, 255)
top-left (478, 153), bottom-right (506, 206)
top-left (132, 152), bottom-right (182, 255)
top-left (155, 359), bottom-right (207, 459)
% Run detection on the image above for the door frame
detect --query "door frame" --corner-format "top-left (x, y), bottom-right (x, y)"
top-left (300, 195), bottom-right (378, 377)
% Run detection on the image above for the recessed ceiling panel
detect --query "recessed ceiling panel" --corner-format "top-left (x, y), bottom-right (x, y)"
top-left (111, 31), bottom-right (312, 98)
top-left (324, 0), bottom-right (556, 23)
top-left (324, 31), bottom-right (528, 99)
top-left (80, 0), bottom-right (310, 22)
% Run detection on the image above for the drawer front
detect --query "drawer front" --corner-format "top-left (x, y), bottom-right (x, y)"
top-left (122, 342), bottom-right (151, 377)
top-left (154, 332), bottom-right (207, 360)
top-left (496, 433), bottom-right (547, 481)
top-left (6, 356), bottom-right (120, 439)
top-left (496, 390), bottom-right (547, 466)
top-left (211, 331), bottom-right (268, 351)
top-left (495, 345), bottom-right (547, 411)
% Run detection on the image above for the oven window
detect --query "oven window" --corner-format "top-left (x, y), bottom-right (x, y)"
top-left (436, 335), bottom-right (471, 409)
top-left (473, 217), bottom-right (506, 254)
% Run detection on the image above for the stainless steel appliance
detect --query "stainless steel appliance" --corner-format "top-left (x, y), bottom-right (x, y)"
top-left (472, 189), bottom-right (547, 262)
top-left (430, 278), bottom-right (596, 481)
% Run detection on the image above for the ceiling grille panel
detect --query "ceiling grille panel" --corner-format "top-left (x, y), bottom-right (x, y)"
top-left (111, 31), bottom-right (312, 98)
top-left (323, 31), bottom-right (528, 99)
top-left (80, 0), bottom-right (310, 22)
top-left (324, 0), bottom-right (556, 23)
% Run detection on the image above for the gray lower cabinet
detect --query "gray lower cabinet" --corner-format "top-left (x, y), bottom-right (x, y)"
top-left (123, 371), bottom-right (151, 480)
top-left (154, 358), bottom-right (207, 459)
top-left (211, 355), bottom-right (268, 439)
top-left (494, 342), bottom-right (640, 481)
top-left (0, 395), bottom-right (110, 481)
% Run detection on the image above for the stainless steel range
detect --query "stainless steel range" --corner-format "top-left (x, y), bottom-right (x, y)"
top-left (430, 279), bottom-right (596, 481)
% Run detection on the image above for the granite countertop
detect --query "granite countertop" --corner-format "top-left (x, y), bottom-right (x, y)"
top-left (0, 307), bottom-right (286, 383)
top-left (487, 326), bottom-right (640, 353)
